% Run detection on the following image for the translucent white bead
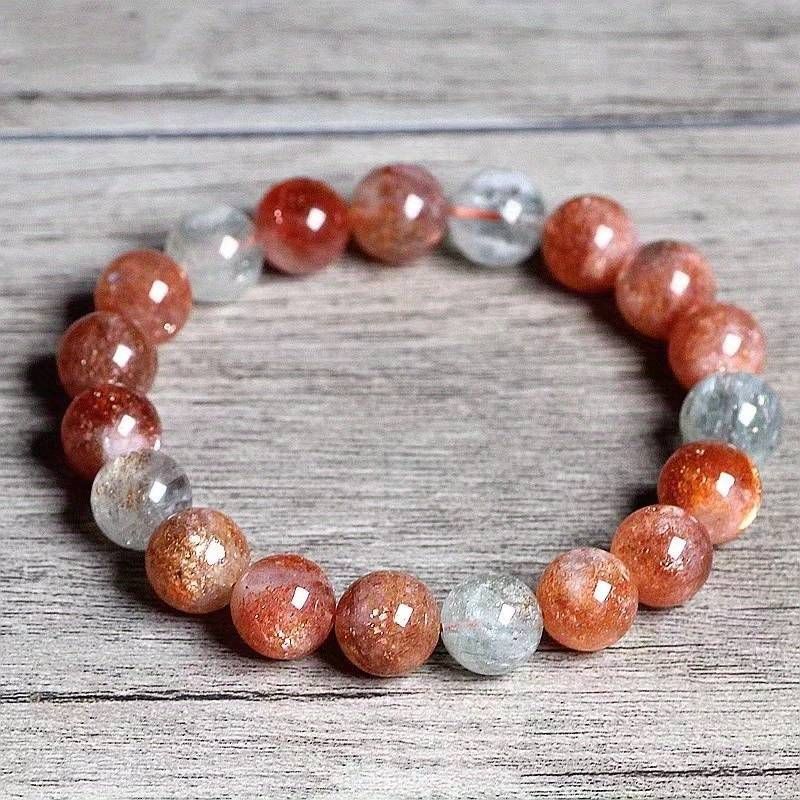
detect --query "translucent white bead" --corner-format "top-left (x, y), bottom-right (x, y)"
top-left (680, 371), bottom-right (782, 465)
top-left (447, 169), bottom-right (545, 267)
top-left (165, 205), bottom-right (263, 303)
top-left (91, 450), bottom-right (192, 550)
top-left (441, 573), bottom-right (543, 675)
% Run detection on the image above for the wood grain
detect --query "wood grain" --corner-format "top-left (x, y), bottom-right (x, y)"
top-left (0, 126), bottom-right (798, 798)
top-left (1, 0), bottom-right (799, 136)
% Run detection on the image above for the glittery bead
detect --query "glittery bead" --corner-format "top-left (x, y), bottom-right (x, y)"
top-left (441, 573), bottom-right (543, 675)
top-left (231, 554), bottom-right (336, 660)
top-left (57, 311), bottom-right (157, 397)
top-left (447, 169), bottom-right (545, 267)
top-left (615, 240), bottom-right (716, 340)
top-left (335, 570), bottom-right (440, 677)
top-left (679, 372), bottom-right (782, 465)
top-left (90, 450), bottom-right (192, 550)
top-left (537, 548), bottom-right (638, 652)
top-left (145, 508), bottom-right (250, 614)
top-left (668, 303), bottom-right (766, 389)
top-left (542, 195), bottom-right (637, 293)
top-left (61, 384), bottom-right (162, 480)
top-left (95, 249), bottom-right (192, 344)
top-left (254, 178), bottom-right (349, 275)
top-left (350, 164), bottom-right (447, 264)
top-left (611, 505), bottom-right (713, 608)
top-left (165, 205), bottom-right (263, 303)
top-left (657, 441), bottom-right (762, 545)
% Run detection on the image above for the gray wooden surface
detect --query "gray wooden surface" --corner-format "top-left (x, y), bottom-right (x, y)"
top-left (1, 3), bottom-right (799, 799)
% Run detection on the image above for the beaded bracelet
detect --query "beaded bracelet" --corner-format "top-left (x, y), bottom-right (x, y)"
top-left (56, 164), bottom-right (782, 677)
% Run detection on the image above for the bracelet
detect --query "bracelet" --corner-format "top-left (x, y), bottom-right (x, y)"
top-left (55, 164), bottom-right (782, 678)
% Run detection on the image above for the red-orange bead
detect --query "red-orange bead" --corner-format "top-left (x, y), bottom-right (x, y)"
top-left (349, 164), bottom-right (447, 264)
top-left (668, 303), bottom-right (766, 389)
top-left (615, 240), bottom-right (716, 340)
top-left (254, 178), bottom-right (349, 275)
top-left (657, 441), bottom-right (762, 545)
top-left (95, 249), bottom-right (192, 344)
top-left (57, 311), bottom-right (157, 397)
top-left (231, 554), bottom-right (336, 660)
top-left (60, 384), bottom-right (162, 480)
top-left (611, 505), bottom-right (713, 607)
top-left (335, 570), bottom-right (440, 676)
top-left (537, 547), bottom-right (638, 651)
top-left (542, 195), bottom-right (637, 293)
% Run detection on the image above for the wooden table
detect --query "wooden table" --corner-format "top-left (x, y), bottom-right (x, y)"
top-left (2, 3), bottom-right (798, 797)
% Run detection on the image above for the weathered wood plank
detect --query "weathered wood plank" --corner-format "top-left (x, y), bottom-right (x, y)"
top-left (1, 0), bottom-right (799, 135)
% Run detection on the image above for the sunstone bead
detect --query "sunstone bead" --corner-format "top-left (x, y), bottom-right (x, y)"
top-left (447, 169), bottom-right (545, 267)
top-left (441, 573), bottom-right (543, 675)
top-left (90, 450), bottom-right (192, 550)
top-left (680, 372), bottom-right (782, 465)
top-left (165, 205), bottom-right (263, 303)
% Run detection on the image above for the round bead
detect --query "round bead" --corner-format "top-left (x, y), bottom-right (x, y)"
top-left (536, 547), bottom-right (638, 652)
top-left (680, 372), bottom-right (782, 465)
top-left (165, 205), bottom-right (263, 303)
top-left (90, 450), bottom-right (192, 550)
top-left (542, 195), bottom-right (637, 293)
top-left (447, 169), bottom-right (545, 267)
top-left (615, 240), bottom-right (716, 340)
top-left (254, 178), bottom-right (349, 275)
top-left (657, 441), bottom-right (762, 545)
top-left (61, 384), bottom-right (162, 480)
top-left (230, 554), bottom-right (336, 660)
top-left (335, 570), bottom-right (440, 677)
top-left (668, 303), bottom-right (766, 389)
top-left (95, 249), bottom-right (192, 344)
top-left (349, 164), bottom-right (447, 264)
top-left (441, 573), bottom-right (543, 675)
top-left (145, 508), bottom-right (250, 614)
top-left (56, 311), bottom-right (157, 397)
top-left (610, 505), bottom-right (713, 608)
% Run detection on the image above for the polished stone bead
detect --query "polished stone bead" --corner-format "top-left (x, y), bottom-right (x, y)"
top-left (611, 505), bottom-right (713, 608)
top-left (61, 384), bottom-right (162, 480)
top-left (145, 507), bottom-right (250, 614)
top-left (668, 303), bottom-right (766, 389)
top-left (657, 441), bottom-right (762, 545)
top-left (57, 311), bottom-right (157, 397)
top-left (254, 178), bottom-right (349, 275)
top-left (536, 548), bottom-right (638, 651)
top-left (447, 169), bottom-right (545, 267)
top-left (95, 249), bottom-right (192, 343)
top-left (335, 570), bottom-right (440, 676)
top-left (165, 205), bottom-right (263, 303)
top-left (90, 450), bottom-right (192, 550)
top-left (441, 573), bottom-right (543, 675)
top-left (542, 195), bottom-right (637, 293)
top-left (679, 372), bottom-right (782, 465)
top-left (231, 554), bottom-right (336, 660)
top-left (350, 164), bottom-right (447, 264)
top-left (615, 240), bottom-right (716, 340)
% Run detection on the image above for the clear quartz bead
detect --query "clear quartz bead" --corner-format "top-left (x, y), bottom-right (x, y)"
top-left (91, 450), bottom-right (192, 550)
top-left (165, 205), bottom-right (263, 303)
top-left (447, 169), bottom-right (545, 267)
top-left (441, 573), bottom-right (543, 675)
top-left (679, 371), bottom-right (782, 465)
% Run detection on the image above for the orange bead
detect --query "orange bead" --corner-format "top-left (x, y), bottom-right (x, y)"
top-left (615, 241), bottom-right (716, 340)
top-left (668, 303), bottom-right (766, 389)
top-left (537, 548), bottom-right (638, 652)
top-left (657, 441), bottom-right (762, 545)
top-left (611, 505), bottom-right (713, 607)
top-left (95, 249), bottom-right (192, 344)
top-left (57, 311), bottom-right (157, 397)
top-left (542, 195), bottom-right (637, 293)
